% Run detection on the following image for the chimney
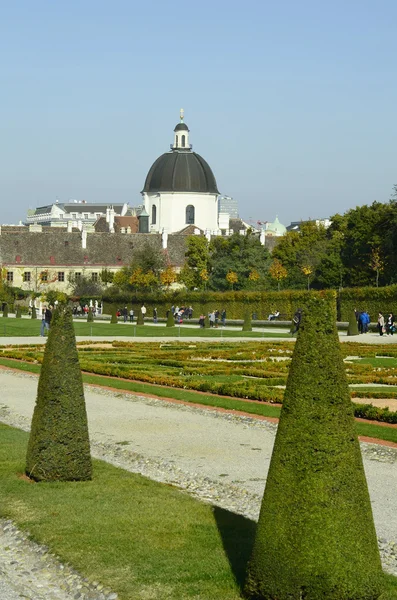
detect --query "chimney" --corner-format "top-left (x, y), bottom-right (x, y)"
top-left (82, 229), bottom-right (87, 249)
top-left (109, 208), bottom-right (115, 233)
top-left (105, 208), bottom-right (110, 223)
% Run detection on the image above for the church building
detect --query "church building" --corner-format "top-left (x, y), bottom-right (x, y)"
top-left (141, 111), bottom-right (220, 234)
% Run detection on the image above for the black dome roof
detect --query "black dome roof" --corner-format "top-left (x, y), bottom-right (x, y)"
top-left (143, 151), bottom-right (219, 194)
top-left (174, 122), bottom-right (189, 132)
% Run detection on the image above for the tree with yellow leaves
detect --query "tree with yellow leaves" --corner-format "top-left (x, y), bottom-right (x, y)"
top-left (226, 270), bottom-right (238, 290)
top-left (160, 266), bottom-right (177, 288)
top-left (269, 259), bottom-right (287, 291)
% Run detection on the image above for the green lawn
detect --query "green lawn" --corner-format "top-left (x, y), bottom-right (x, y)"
top-left (0, 318), bottom-right (289, 338)
top-left (0, 423), bottom-right (254, 599)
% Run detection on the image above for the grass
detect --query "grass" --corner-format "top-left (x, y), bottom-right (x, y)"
top-left (0, 423), bottom-right (255, 599)
top-left (1, 425), bottom-right (397, 600)
top-left (0, 356), bottom-right (396, 444)
top-left (0, 318), bottom-right (289, 338)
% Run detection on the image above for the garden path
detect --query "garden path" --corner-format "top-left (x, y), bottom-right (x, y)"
top-left (0, 369), bottom-right (396, 543)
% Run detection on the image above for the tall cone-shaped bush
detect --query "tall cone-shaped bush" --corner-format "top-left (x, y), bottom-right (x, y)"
top-left (245, 292), bottom-right (385, 600)
top-left (25, 305), bottom-right (92, 482)
top-left (242, 310), bottom-right (252, 331)
top-left (15, 306), bottom-right (22, 318)
top-left (110, 307), bottom-right (118, 324)
top-left (31, 306), bottom-right (37, 319)
top-left (166, 310), bottom-right (175, 327)
top-left (347, 309), bottom-right (359, 336)
top-left (137, 310), bottom-right (144, 325)
top-left (3, 304), bottom-right (8, 317)
top-left (87, 307), bottom-right (94, 322)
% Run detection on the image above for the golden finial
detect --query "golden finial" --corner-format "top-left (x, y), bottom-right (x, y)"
top-left (180, 108), bottom-right (184, 122)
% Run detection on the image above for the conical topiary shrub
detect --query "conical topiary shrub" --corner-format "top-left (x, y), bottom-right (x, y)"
top-left (242, 311), bottom-right (252, 332)
top-left (25, 305), bottom-right (92, 482)
top-left (137, 310), bottom-right (144, 325)
top-left (3, 304), bottom-right (8, 317)
top-left (347, 309), bottom-right (359, 336)
top-left (110, 307), bottom-right (118, 324)
top-left (87, 307), bottom-right (94, 322)
top-left (245, 292), bottom-right (385, 600)
top-left (31, 306), bottom-right (37, 319)
top-left (166, 310), bottom-right (175, 328)
top-left (15, 306), bottom-right (22, 318)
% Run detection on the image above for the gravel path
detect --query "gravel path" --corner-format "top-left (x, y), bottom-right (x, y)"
top-left (0, 368), bottom-right (397, 598)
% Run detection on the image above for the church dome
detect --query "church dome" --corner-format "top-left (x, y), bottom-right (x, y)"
top-left (143, 112), bottom-right (219, 194)
top-left (174, 122), bottom-right (189, 132)
top-left (266, 216), bottom-right (287, 236)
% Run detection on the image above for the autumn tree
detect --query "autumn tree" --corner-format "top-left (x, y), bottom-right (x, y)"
top-left (160, 266), bottom-right (177, 288)
top-left (268, 259), bottom-right (287, 291)
top-left (226, 270), bottom-right (238, 290)
top-left (369, 247), bottom-right (385, 288)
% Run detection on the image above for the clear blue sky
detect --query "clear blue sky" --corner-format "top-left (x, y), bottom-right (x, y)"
top-left (1, 0), bottom-right (397, 226)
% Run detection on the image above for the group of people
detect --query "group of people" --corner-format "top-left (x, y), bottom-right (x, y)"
top-left (377, 312), bottom-right (395, 336)
top-left (72, 303), bottom-right (102, 317)
top-left (169, 305), bottom-right (193, 323)
top-left (355, 309), bottom-right (371, 333)
top-left (115, 305), bottom-right (149, 323)
top-left (207, 309), bottom-right (227, 328)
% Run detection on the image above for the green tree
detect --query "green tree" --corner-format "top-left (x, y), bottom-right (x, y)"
top-left (68, 273), bottom-right (103, 297)
top-left (208, 232), bottom-right (270, 291)
top-left (242, 310), bottom-right (252, 331)
top-left (245, 293), bottom-right (385, 600)
top-left (25, 305), bottom-right (92, 482)
top-left (110, 306), bottom-right (118, 324)
top-left (178, 236), bottom-right (210, 289)
top-left (347, 309), bottom-right (359, 336)
top-left (15, 306), bottom-right (22, 318)
top-left (166, 310), bottom-right (175, 328)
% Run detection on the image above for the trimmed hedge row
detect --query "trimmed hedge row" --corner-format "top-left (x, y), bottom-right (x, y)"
top-left (100, 285), bottom-right (397, 322)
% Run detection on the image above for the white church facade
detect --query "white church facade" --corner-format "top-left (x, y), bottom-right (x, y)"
top-left (141, 111), bottom-right (220, 235)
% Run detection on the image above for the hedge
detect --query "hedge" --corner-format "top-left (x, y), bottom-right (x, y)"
top-left (245, 292), bottom-right (385, 599)
top-left (100, 285), bottom-right (397, 323)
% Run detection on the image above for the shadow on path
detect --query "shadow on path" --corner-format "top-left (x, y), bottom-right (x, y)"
top-left (213, 505), bottom-right (257, 592)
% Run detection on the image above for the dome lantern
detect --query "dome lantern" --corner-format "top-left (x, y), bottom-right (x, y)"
top-left (172, 108), bottom-right (190, 150)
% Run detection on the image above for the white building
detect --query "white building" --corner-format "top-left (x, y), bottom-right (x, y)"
top-left (141, 111), bottom-right (220, 234)
top-left (26, 201), bottom-right (129, 228)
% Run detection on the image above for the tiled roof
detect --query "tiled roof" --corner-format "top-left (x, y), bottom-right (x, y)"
top-left (0, 231), bottom-right (186, 267)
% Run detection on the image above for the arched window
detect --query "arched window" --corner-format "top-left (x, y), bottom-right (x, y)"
top-left (181, 135), bottom-right (186, 147)
top-left (152, 204), bottom-right (157, 225)
top-left (186, 205), bottom-right (195, 224)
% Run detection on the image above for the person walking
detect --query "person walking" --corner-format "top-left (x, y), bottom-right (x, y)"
top-left (129, 308), bottom-right (134, 323)
top-left (198, 314), bottom-right (205, 328)
top-left (386, 313), bottom-right (395, 335)
top-left (153, 307), bottom-right (158, 324)
top-left (377, 312), bottom-right (385, 336)
top-left (141, 304), bottom-right (147, 320)
top-left (40, 305), bottom-right (52, 336)
top-left (221, 308), bottom-right (226, 326)
top-left (122, 306), bottom-right (128, 323)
